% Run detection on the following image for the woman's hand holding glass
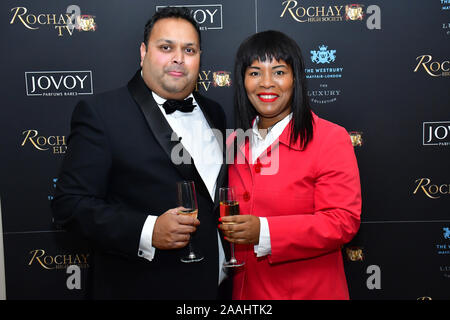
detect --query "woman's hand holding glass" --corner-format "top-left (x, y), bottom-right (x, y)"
top-left (219, 215), bottom-right (260, 245)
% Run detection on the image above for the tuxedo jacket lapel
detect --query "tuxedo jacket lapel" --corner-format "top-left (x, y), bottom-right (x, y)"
top-left (127, 71), bottom-right (226, 205)
top-left (127, 71), bottom-right (198, 185)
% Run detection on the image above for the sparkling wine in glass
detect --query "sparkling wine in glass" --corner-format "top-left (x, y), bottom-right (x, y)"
top-left (219, 187), bottom-right (245, 268)
top-left (177, 181), bottom-right (204, 263)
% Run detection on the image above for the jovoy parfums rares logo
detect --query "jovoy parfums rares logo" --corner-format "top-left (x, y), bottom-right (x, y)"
top-left (156, 4), bottom-right (222, 30)
top-left (10, 5), bottom-right (96, 36)
top-left (423, 121), bottom-right (450, 146)
top-left (25, 71), bottom-right (93, 96)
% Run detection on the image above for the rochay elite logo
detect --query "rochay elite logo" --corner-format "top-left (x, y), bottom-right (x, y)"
top-left (21, 129), bottom-right (67, 154)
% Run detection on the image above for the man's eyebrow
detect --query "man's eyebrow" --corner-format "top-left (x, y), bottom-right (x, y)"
top-left (155, 39), bottom-right (198, 47)
top-left (155, 39), bottom-right (174, 44)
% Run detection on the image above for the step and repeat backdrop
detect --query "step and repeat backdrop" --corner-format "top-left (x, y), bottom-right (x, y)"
top-left (0, 0), bottom-right (449, 300)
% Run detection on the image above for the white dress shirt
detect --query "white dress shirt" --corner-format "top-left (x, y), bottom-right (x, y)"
top-left (138, 91), bottom-right (226, 284)
top-left (251, 113), bottom-right (293, 257)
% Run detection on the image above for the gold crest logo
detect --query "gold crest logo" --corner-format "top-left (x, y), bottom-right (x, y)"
top-left (349, 131), bottom-right (363, 147)
top-left (213, 71), bottom-right (231, 87)
top-left (345, 4), bottom-right (364, 21)
top-left (76, 15), bottom-right (96, 31)
top-left (345, 247), bottom-right (364, 261)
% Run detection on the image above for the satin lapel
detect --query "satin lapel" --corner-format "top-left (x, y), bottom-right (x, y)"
top-left (127, 71), bottom-right (196, 183)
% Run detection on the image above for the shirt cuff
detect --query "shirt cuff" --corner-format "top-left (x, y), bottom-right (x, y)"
top-left (138, 215), bottom-right (158, 261)
top-left (254, 217), bottom-right (271, 257)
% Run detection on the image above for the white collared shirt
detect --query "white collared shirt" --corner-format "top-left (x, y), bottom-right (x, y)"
top-left (138, 91), bottom-right (226, 284)
top-left (251, 113), bottom-right (292, 164)
top-left (251, 113), bottom-right (293, 257)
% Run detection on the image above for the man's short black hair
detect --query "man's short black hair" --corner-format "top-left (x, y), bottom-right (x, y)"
top-left (143, 6), bottom-right (201, 49)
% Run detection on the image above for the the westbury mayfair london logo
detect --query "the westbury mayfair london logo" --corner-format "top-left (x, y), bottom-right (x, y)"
top-left (306, 45), bottom-right (343, 105)
top-left (311, 45), bottom-right (336, 64)
top-left (10, 5), bottom-right (96, 36)
top-left (307, 45), bottom-right (343, 79)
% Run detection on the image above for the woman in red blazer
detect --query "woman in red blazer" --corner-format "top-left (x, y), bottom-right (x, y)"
top-left (219, 31), bottom-right (361, 300)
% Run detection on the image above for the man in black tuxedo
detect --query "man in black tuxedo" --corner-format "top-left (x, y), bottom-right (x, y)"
top-left (52, 7), bottom-right (229, 299)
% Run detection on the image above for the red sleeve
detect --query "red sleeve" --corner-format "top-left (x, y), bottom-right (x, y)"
top-left (267, 125), bottom-right (361, 264)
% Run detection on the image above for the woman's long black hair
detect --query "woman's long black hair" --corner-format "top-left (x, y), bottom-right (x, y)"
top-left (234, 30), bottom-right (314, 149)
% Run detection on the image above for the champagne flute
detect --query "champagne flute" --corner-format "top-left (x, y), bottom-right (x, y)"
top-left (177, 181), bottom-right (204, 263)
top-left (219, 187), bottom-right (245, 268)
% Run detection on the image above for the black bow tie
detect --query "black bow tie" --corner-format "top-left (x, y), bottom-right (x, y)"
top-left (162, 98), bottom-right (195, 114)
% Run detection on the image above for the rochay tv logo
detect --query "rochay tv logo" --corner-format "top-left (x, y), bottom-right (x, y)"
top-left (10, 5), bottom-right (96, 36)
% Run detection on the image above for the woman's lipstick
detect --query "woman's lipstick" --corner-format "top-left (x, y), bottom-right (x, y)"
top-left (257, 93), bottom-right (279, 102)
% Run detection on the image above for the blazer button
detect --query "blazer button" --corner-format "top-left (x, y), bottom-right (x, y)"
top-left (255, 163), bottom-right (262, 173)
top-left (243, 191), bottom-right (251, 201)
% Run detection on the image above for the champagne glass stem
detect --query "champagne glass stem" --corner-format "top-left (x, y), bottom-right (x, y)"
top-left (231, 243), bottom-right (236, 261)
top-left (188, 240), bottom-right (194, 256)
